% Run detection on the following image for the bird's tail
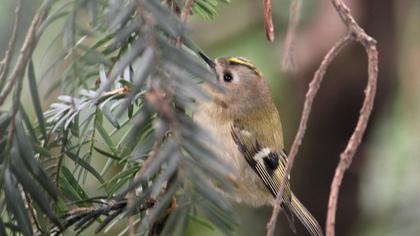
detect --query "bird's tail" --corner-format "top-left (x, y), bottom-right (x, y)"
top-left (286, 193), bottom-right (323, 236)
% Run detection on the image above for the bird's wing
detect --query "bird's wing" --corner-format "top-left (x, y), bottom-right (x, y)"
top-left (230, 123), bottom-right (292, 202)
top-left (231, 121), bottom-right (322, 236)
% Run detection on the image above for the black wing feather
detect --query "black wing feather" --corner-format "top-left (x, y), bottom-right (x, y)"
top-left (231, 125), bottom-right (291, 201)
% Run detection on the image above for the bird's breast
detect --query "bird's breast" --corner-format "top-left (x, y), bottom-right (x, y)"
top-left (194, 103), bottom-right (273, 206)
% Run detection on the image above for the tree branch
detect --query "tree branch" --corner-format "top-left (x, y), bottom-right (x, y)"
top-left (263, 0), bottom-right (274, 42)
top-left (266, 0), bottom-right (378, 235)
top-left (127, 138), bottom-right (163, 236)
top-left (0, 4), bottom-right (48, 106)
top-left (59, 198), bottom-right (155, 234)
top-left (326, 1), bottom-right (378, 235)
top-left (266, 34), bottom-right (351, 236)
top-left (0, 0), bottom-right (22, 90)
top-left (126, 84), bottom-right (173, 235)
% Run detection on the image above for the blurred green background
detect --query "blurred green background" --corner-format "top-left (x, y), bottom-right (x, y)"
top-left (1, 0), bottom-right (419, 235)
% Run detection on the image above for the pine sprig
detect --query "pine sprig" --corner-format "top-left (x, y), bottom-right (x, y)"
top-left (0, 0), bottom-right (235, 235)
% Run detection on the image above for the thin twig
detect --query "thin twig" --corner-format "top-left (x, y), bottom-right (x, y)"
top-left (266, 0), bottom-right (378, 235)
top-left (0, 5), bottom-right (48, 106)
top-left (127, 120), bottom-right (164, 236)
top-left (266, 34), bottom-right (351, 236)
top-left (176, 0), bottom-right (194, 47)
top-left (281, 0), bottom-right (301, 72)
top-left (125, 82), bottom-right (176, 235)
top-left (59, 199), bottom-right (155, 234)
top-left (263, 0), bottom-right (274, 42)
top-left (0, 0), bottom-right (22, 90)
top-left (24, 192), bottom-right (43, 234)
top-left (326, 1), bottom-right (378, 235)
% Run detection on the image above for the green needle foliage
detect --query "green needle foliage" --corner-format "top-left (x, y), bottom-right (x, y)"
top-left (0, 0), bottom-right (236, 235)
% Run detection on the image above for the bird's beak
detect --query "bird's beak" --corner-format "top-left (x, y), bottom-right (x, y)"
top-left (199, 51), bottom-right (216, 69)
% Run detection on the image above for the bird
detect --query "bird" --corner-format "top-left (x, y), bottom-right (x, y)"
top-left (193, 52), bottom-right (323, 236)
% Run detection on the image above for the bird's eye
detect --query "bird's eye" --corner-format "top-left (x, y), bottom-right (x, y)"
top-left (223, 72), bottom-right (233, 82)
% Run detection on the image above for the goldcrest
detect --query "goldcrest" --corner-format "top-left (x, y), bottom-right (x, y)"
top-left (194, 53), bottom-right (323, 236)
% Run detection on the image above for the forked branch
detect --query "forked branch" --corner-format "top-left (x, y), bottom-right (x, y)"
top-left (266, 1), bottom-right (378, 236)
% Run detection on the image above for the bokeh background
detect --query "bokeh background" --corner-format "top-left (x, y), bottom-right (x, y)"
top-left (1, 0), bottom-right (419, 235)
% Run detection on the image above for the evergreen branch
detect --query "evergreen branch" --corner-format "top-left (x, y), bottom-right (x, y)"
top-left (57, 198), bottom-right (155, 234)
top-left (0, 1), bottom-right (234, 235)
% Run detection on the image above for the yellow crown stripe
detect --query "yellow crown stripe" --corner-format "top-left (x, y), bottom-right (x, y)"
top-left (227, 57), bottom-right (262, 76)
top-left (227, 57), bottom-right (255, 68)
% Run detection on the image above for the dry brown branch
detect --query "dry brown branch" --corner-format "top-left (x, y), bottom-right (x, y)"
top-left (0, 5), bottom-right (48, 106)
top-left (263, 0), bottom-right (274, 42)
top-left (266, 0), bottom-right (378, 235)
top-left (0, 0), bottom-right (22, 89)
top-left (266, 34), bottom-right (351, 236)
top-left (326, 1), bottom-right (378, 235)
top-left (281, 0), bottom-right (301, 72)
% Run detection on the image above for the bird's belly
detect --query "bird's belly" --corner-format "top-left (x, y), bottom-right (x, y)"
top-left (226, 148), bottom-right (274, 206)
top-left (194, 110), bottom-right (273, 206)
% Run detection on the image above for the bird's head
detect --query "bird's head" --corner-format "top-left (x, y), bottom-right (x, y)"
top-left (199, 53), bottom-right (272, 118)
